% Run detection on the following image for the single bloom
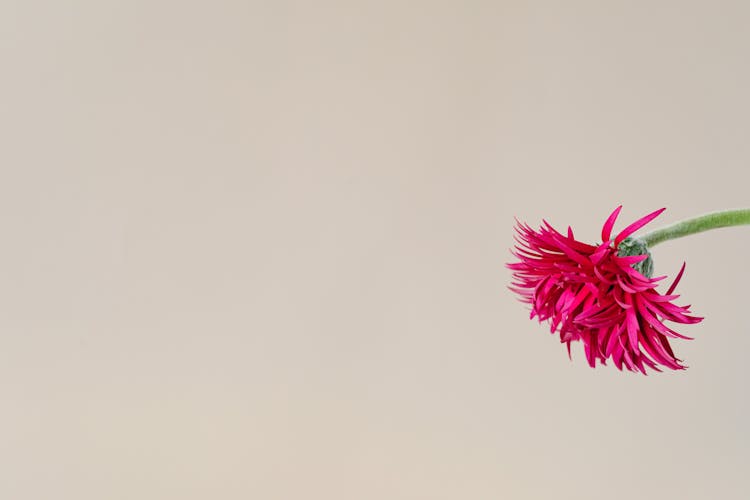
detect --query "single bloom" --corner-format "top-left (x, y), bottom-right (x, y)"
top-left (507, 206), bottom-right (702, 374)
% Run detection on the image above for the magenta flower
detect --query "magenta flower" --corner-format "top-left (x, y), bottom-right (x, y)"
top-left (508, 206), bottom-right (702, 374)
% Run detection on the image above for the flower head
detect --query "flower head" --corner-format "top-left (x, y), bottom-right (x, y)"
top-left (508, 206), bottom-right (702, 374)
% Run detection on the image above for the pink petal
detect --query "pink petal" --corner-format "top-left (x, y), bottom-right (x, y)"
top-left (601, 205), bottom-right (622, 242)
top-left (614, 208), bottom-right (666, 245)
top-left (666, 262), bottom-right (686, 295)
top-left (625, 302), bottom-right (640, 352)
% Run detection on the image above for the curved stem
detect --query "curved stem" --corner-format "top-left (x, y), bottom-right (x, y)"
top-left (640, 209), bottom-right (750, 247)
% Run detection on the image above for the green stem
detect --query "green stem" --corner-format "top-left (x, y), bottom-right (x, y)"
top-left (640, 208), bottom-right (750, 247)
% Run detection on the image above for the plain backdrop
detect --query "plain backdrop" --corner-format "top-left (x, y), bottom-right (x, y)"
top-left (2, 1), bottom-right (750, 499)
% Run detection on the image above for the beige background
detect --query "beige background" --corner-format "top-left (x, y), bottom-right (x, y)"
top-left (2, 1), bottom-right (750, 499)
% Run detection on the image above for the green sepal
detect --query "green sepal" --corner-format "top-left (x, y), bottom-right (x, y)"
top-left (617, 237), bottom-right (654, 278)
